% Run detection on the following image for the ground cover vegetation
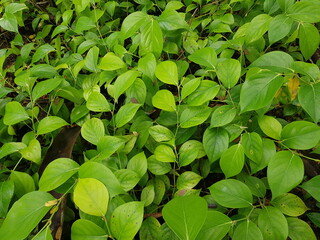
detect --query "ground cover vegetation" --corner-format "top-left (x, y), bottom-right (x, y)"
top-left (0, 0), bottom-right (320, 239)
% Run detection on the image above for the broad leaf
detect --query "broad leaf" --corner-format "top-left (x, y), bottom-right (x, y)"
top-left (3, 101), bottom-right (29, 125)
top-left (287, 217), bottom-right (317, 240)
top-left (268, 151), bottom-right (304, 199)
top-left (188, 47), bottom-right (217, 69)
top-left (203, 127), bottom-right (229, 163)
top-left (115, 103), bottom-right (141, 128)
top-left (154, 145), bottom-right (176, 163)
top-left (139, 217), bottom-right (161, 240)
top-left (250, 51), bottom-right (294, 72)
top-left (299, 23), bottom-right (319, 60)
top-left (233, 221), bottom-right (263, 240)
top-left (220, 144), bottom-right (245, 178)
top-left (176, 171), bottom-right (202, 190)
top-left (217, 59), bottom-right (241, 88)
top-left (300, 175), bottom-right (320, 202)
top-left (32, 78), bottom-right (62, 101)
top-left (71, 219), bottom-right (107, 240)
top-left (152, 90), bottom-right (176, 112)
top-left (187, 80), bottom-right (220, 106)
top-left (121, 11), bottom-right (148, 39)
top-left (298, 83), bottom-right (320, 123)
top-left (180, 106), bottom-right (211, 128)
top-left (287, 1), bottom-right (320, 23)
top-left (268, 14), bottom-right (293, 44)
top-left (37, 116), bottom-right (69, 135)
top-left (258, 115), bottom-right (282, 140)
top-left (245, 14), bottom-right (272, 44)
top-left (0, 180), bottom-right (14, 218)
top-left (211, 105), bottom-right (237, 127)
top-left (139, 19), bottom-right (163, 58)
top-left (20, 138), bottom-right (41, 164)
top-left (242, 132), bottom-right (262, 163)
top-left (98, 52), bottom-right (126, 71)
top-left (81, 118), bottom-right (105, 145)
top-left (86, 92), bottom-right (111, 112)
top-left (155, 61), bottom-right (178, 85)
top-left (149, 125), bottom-right (175, 142)
top-left (272, 193), bottom-right (308, 217)
top-left (162, 195), bottom-right (208, 240)
top-left (114, 70), bottom-right (139, 100)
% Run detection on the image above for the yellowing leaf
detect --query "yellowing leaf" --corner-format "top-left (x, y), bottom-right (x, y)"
top-left (287, 76), bottom-right (300, 100)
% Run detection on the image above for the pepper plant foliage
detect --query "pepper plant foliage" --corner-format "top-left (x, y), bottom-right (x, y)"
top-left (0, 0), bottom-right (320, 239)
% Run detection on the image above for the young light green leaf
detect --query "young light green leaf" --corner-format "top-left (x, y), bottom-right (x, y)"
top-left (147, 155), bottom-right (171, 175)
top-left (233, 221), bottom-right (263, 240)
top-left (158, 9), bottom-right (188, 31)
top-left (240, 71), bottom-right (284, 112)
top-left (32, 44), bottom-right (55, 63)
top-left (71, 219), bottom-right (107, 240)
top-left (181, 78), bottom-right (201, 100)
top-left (250, 138), bottom-right (276, 174)
top-left (114, 70), bottom-right (139, 100)
top-left (188, 47), bottom-right (217, 69)
top-left (298, 83), bottom-right (320, 123)
top-left (81, 118), bottom-right (105, 145)
top-left (86, 91), bottom-right (111, 112)
top-left (209, 179), bottom-right (253, 208)
top-left (39, 158), bottom-right (80, 192)
top-left (180, 106), bottom-right (212, 128)
top-left (176, 171), bottom-right (202, 190)
top-left (121, 11), bottom-right (148, 40)
top-left (220, 144), bottom-right (245, 178)
top-left (95, 136), bottom-right (126, 161)
top-left (281, 121), bottom-right (320, 150)
top-left (30, 64), bottom-right (58, 78)
top-left (115, 103), bottom-right (141, 128)
top-left (196, 210), bottom-right (232, 240)
top-left (141, 184), bottom-right (155, 207)
top-left (211, 105), bottom-right (237, 128)
top-left (37, 116), bottom-right (69, 135)
top-left (0, 142), bottom-right (26, 159)
top-left (98, 52), bottom-right (126, 71)
top-left (154, 145), bottom-right (176, 163)
top-left (3, 101), bottom-right (29, 125)
top-left (162, 195), bottom-right (208, 240)
top-left (299, 23), bottom-right (320, 60)
top-left (258, 115), bottom-right (282, 140)
top-left (258, 206), bottom-right (288, 240)
top-left (203, 127), bottom-right (229, 163)
top-left (268, 151), bottom-right (304, 199)
top-left (187, 80), bottom-right (220, 106)
top-left (20, 138), bottom-right (41, 164)
top-left (300, 175), bottom-right (320, 202)
top-left (155, 61), bottom-right (178, 85)
top-left (74, 178), bottom-right (109, 216)
top-left (10, 171), bottom-right (35, 198)
top-left (110, 201), bottom-right (144, 240)
top-left (245, 14), bottom-right (272, 44)
top-left (74, 16), bottom-right (96, 33)
top-left (127, 152), bottom-right (147, 178)
top-left (152, 90), bottom-right (176, 112)
top-left (126, 78), bottom-right (147, 104)
top-left (0, 191), bottom-right (54, 240)
top-left (287, 217), bottom-right (317, 240)
top-left (139, 19), bottom-right (163, 58)
top-left (272, 193), bottom-right (308, 217)
top-left (0, 13), bottom-right (18, 33)
top-left (217, 59), bottom-right (241, 88)
top-left (149, 125), bottom-right (174, 142)
top-left (115, 169), bottom-right (140, 192)
top-left (32, 78), bottom-right (62, 101)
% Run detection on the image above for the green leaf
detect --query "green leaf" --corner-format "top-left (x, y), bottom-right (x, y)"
top-left (32, 78), bottom-right (62, 101)
top-left (39, 158), bottom-right (80, 192)
top-left (110, 201), bottom-right (144, 240)
top-left (162, 195), bottom-right (208, 240)
top-left (139, 217), bottom-right (161, 240)
top-left (0, 13), bottom-right (18, 33)
top-left (187, 80), bottom-right (220, 106)
top-left (298, 83), bottom-right (320, 122)
top-left (149, 125), bottom-right (175, 142)
top-left (152, 90), bottom-right (176, 112)
top-left (71, 219), bottom-right (107, 240)
top-left (258, 115), bottom-right (282, 140)
top-left (86, 91), bottom-right (111, 112)
top-left (154, 145), bottom-right (176, 163)
top-left (81, 118), bottom-right (105, 145)
top-left (250, 51), bottom-right (294, 72)
top-left (121, 11), bottom-right (148, 39)
top-left (242, 132), bottom-right (263, 163)
top-left (176, 171), bottom-right (202, 190)
top-left (258, 206), bottom-right (288, 240)
top-left (115, 103), bottom-right (141, 128)
top-left (115, 169), bottom-right (140, 192)
top-left (272, 193), bottom-right (308, 217)
top-left (74, 16), bottom-right (96, 33)
top-left (268, 14), bottom-right (293, 45)
top-left (300, 175), bottom-right (320, 202)
top-left (245, 14), bottom-right (272, 44)
top-left (127, 152), bottom-right (147, 178)
top-left (126, 78), bottom-right (147, 104)
top-left (287, 1), bottom-right (320, 23)
top-left (287, 217), bottom-right (317, 240)
top-left (0, 180), bottom-right (14, 218)
top-left (158, 9), bottom-right (188, 31)
top-left (203, 127), bottom-right (229, 163)
top-left (181, 78), bottom-right (201, 100)
top-left (250, 138), bottom-right (276, 174)
top-left (74, 178), bottom-right (109, 216)
top-left (220, 144), bottom-right (245, 178)
top-left (238, 174), bottom-right (266, 198)
top-left (84, 46), bottom-right (99, 72)
top-left (141, 184), bottom-right (155, 207)
top-left (299, 23), bottom-right (320, 60)
top-left (5, 3), bottom-right (27, 14)
top-left (216, 59), bottom-right (241, 88)
top-left (155, 61), bottom-right (178, 85)
top-left (267, 151), bottom-right (304, 199)
top-left (10, 171), bottom-right (35, 198)
top-left (20, 138), bottom-right (41, 164)
top-left (147, 155), bottom-right (171, 175)
top-left (71, 105), bottom-right (89, 123)
top-left (98, 52), bottom-right (126, 71)
top-left (180, 106), bottom-right (211, 128)
top-left (196, 210), bottom-right (232, 240)
top-left (30, 64), bottom-right (58, 78)
top-left (0, 142), bottom-right (26, 159)
top-left (37, 116), bottom-right (69, 135)
top-left (211, 105), bottom-right (237, 128)
top-left (0, 191), bottom-right (54, 239)
top-left (139, 18), bottom-right (163, 58)
top-left (51, 25), bottom-right (69, 38)
top-left (233, 221), bottom-right (263, 240)
top-left (240, 70), bottom-right (284, 112)
top-left (114, 70), bottom-right (139, 100)
top-left (3, 101), bottom-right (29, 125)
top-left (79, 161), bottom-right (124, 198)
top-left (95, 136), bottom-right (126, 161)
top-left (188, 47), bottom-right (217, 69)
top-left (32, 44), bottom-right (55, 63)
top-left (281, 121), bottom-right (320, 150)
top-left (209, 179), bottom-right (253, 208)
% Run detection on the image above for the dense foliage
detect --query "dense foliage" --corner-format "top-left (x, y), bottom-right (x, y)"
top-left (0, 0), bottom-right (320, 239)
